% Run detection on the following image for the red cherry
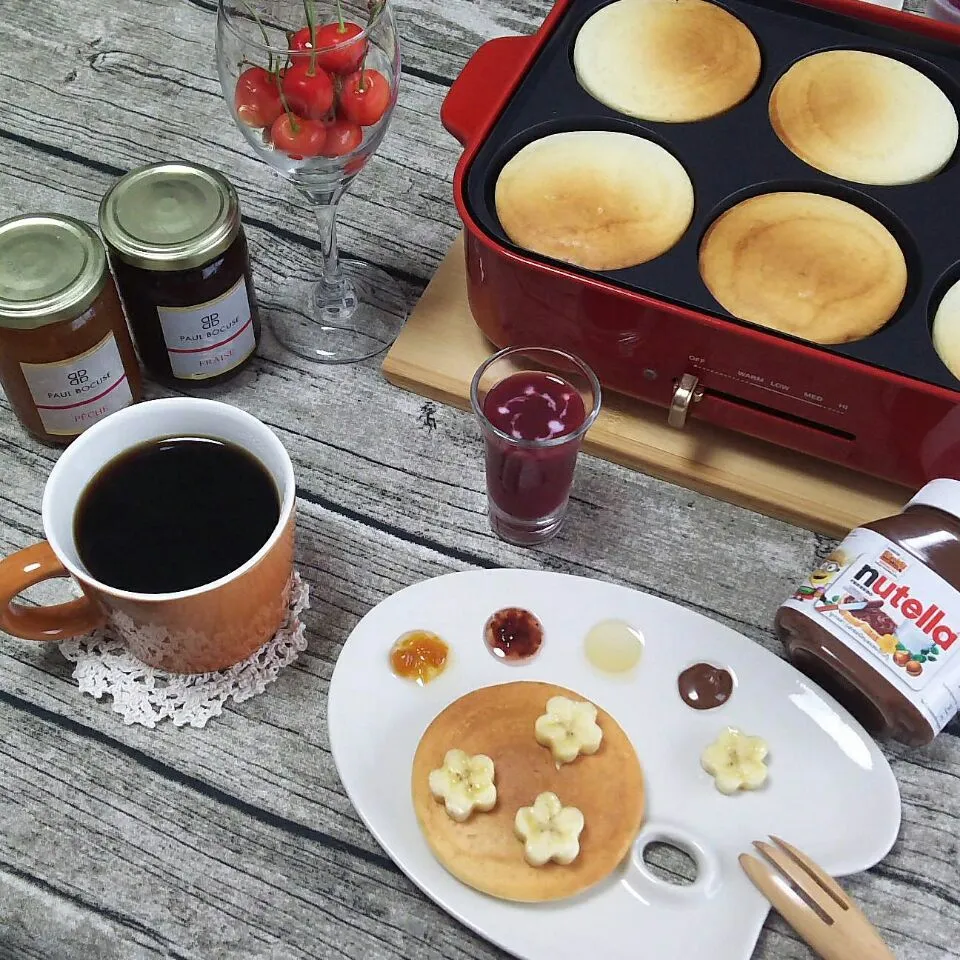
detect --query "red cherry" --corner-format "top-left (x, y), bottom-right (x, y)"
top-left (270, 113), bottom-right (326, 159)
top-left (322, 119), bottom-right (363, 157)
top-left (339, 69), bottom-right (391, 127)
top-left (289, 26), bottom-right (316, 52)
top-left (281, 60), bottom-right (335, 120)
top-left (290, 22), bottom-right (367, 75)
top-left (234, 67), bottom-right (282, 129)
top-left (314, 22), bottom-right (367, 74)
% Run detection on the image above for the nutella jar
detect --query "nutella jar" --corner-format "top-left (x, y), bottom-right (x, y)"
top-left (0, 214), bottom-right (141, 444)
top-left (776, 480), bottom-right (960, 746)
top-left (99, 162), bottom-right (260, 385)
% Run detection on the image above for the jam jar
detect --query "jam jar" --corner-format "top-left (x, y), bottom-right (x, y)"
top-left (99, 162), bottom-right (260, 385)
top-left (0, 214), bottom-right (141, 444)
top-left (776, 479), bottom-right (960, 746)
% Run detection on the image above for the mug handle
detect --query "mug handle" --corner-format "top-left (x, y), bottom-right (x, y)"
top-left (0, 541), bottom-right (105, 641)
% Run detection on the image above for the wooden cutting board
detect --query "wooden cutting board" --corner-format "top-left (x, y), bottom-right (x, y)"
top-left (382, 234), bottom-right (911, 538)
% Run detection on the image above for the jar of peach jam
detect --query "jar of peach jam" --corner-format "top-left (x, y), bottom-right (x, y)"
top-left (0, 214), bottom-right (142, 445)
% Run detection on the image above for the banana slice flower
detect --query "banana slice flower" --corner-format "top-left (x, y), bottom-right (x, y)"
top-left (428, 749), bottom-right (497, 822)
top-left (535, 696), bottom-right (603, 764)
top-left (514, 792), bottom-right (585, 866)
top-left (700, 727), bottom-right (769, 795)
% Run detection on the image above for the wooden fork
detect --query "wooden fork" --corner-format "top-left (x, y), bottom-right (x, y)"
top-left (739, 836), bottom-right (896, 960)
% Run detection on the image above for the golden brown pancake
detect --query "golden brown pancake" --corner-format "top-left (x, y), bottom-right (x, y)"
top-left (769, 50), bottom-right (958, 186)
top-left (495, 131), bottom-right (694, 271)
top-left (698, 192), bottom-right (907, 344)
top-left (932, 278), bottom-right (960, 381)
top-left (411, 681), bottom-right (645, 902)
top-left (574, 0), bottom-right (761, 122)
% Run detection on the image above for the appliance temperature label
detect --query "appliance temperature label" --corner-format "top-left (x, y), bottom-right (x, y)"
top-left (20, 333), bottom-right (133, 436)
top-left (157, 277), bottom-right (256, 380)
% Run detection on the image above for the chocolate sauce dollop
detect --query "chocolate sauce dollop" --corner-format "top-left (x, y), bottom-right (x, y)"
top-left (678, 663), bottom-right (734, 710)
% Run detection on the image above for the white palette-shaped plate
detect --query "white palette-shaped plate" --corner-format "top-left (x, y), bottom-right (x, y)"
top-left (328, 570), bottom-right (901, 960)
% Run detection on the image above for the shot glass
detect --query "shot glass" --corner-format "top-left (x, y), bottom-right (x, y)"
top-left (470, 346), bottom-right (602, 546)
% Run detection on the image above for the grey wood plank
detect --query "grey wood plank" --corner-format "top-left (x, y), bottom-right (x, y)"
top-left (0, 0), bottom-right (544, 280)
top-left (0, 185), bottom-right (957, 956)
top-left (3, 678), bottom-right (955, 960)
top-left (1, 399), bottom-right (959, 960)
top-left (0, 0), bottom-right (958, 957)
top-left (0, 61), bottom-right (463, 285)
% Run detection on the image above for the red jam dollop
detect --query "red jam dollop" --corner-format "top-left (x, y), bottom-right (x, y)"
top-left (484, 607), bottom-right (544, 663)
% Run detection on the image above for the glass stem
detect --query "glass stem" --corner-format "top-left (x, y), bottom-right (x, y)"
top-left (300, 186), bottom-right (346, 296)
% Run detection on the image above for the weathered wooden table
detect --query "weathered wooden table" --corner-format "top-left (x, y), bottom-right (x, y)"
top-left (0, 0), bottom-right (956, 957)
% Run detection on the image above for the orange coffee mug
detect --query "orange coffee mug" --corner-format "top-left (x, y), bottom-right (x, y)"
top-left (0, 397), bottom-right (296, 673)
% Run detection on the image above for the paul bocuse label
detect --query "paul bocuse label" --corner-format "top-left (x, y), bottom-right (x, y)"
top-left (157, 276), bottom-right (255, 379)
top-left (782, 527), bottom-right (960, 733)
top-left (20, 332), bottom-right (132, 436)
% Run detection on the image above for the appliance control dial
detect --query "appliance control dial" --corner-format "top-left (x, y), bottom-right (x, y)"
top-left (668, 374), bottom-right (704, 429)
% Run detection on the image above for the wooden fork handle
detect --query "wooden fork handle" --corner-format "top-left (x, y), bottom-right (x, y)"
top-left (740, 854), bottom-right (896, 960)
top-left (829, 900), bottom-right (897, 960)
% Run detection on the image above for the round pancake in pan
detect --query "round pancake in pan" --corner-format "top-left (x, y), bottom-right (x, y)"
top-left (573, 0), bottom-right (762, 122)
top-left (698, 192), bottom-right (908, 344)
top-left (411, 680), bottom-right (645, 902)
top-left (494, 130), bottom-right (694, 271)
top-left (769, 50), bottom-right (958, 185)
top-left (932, 278), bottom-right (960, 381)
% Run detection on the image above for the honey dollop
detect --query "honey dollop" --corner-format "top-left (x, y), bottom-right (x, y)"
top-left (583, 620), bottom-right (644, 674)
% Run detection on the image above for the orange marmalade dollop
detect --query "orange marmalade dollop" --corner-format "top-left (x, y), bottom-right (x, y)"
top-left (389, 630), bottom-right (450, 685)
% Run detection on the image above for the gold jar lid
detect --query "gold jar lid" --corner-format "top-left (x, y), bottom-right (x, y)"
top-left (0, 214), bottom-right (109, 330)
top-left (99, 162), bottom-right (241, 272)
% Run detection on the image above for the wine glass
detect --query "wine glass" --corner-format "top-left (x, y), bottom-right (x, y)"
top-left (216, 0), bottom-right (405, 363)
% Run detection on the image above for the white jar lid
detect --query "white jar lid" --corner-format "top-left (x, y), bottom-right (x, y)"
top-left (906, 478), bottom-right (960, 521)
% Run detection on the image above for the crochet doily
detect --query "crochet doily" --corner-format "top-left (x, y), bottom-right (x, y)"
top-left (59, 573), bottom-right (309, 729)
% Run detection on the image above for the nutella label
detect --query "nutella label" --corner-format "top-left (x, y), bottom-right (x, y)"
top-left (783, 527), bottom-right (960, 733)
top-left (157, 277), bottom-right (255, 380)
top-left (20, 333), bottom-right (133, 436)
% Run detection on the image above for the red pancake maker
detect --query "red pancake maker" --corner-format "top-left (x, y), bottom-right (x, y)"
top-left (441, 0), bottom-right (960, 490)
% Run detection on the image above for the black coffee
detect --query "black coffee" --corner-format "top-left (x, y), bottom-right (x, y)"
top-left (75, 436), bottom-right (280, 593)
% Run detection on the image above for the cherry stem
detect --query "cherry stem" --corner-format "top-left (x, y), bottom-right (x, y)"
top-left (304, 0), bottom-right (318, 75)
top-left (276, 81), bottom-right (300, 133)
top-left (358, 44), bottom-right (369, 91)
top-left (335, 0), bottom-right (346, 31)
top-left (238, 0), bottom-right (275, 73)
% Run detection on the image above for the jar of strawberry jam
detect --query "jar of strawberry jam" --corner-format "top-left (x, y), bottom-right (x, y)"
top-left (0, 214), bottom-right (141, 444)
top-left (99, 162), bottom-right (260, 385)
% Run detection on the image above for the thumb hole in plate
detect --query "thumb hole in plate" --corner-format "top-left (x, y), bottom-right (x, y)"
top-left (642, 840), bottom-right (698, 886)
top-left (626, 823), bottom-right (722, 902)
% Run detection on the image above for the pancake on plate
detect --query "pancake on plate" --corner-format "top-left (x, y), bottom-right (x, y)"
top-left (494, 130), bottom-right (694, 271)
top-left (411, 680), bottom-right (645, 902)
top-left (573, 0), bottom-right (761, 122)
top-left (769, 50), bottom-right (958, 185)
top-left (698, 192), bottom-right (908, 344)
top-left (932, 278), bottom-right (960, 380)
